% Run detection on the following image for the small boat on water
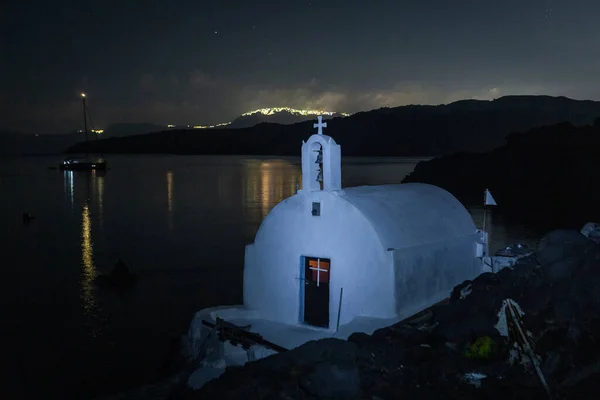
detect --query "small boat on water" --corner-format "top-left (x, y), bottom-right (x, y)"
top-left (59, 93), bottom-right (108, 171)
top-left (60, 156), bottom-right (107, 171)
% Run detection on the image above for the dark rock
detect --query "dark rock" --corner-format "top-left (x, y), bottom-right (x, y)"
top-left (110, 258), bottom-right (134, 283)
top-left (22, 212), bottom-right (35, 223)
top-left (347, 332), bottom-right (371, 345)
top-left (94, 258), bottom-right (136, 289)
top-left (537, 229), bottom-right (590, 265)
top-left (179, 227), bottom-right (600, 400)
top-left (541, 351), bottom-right (561, 377)
top-left (299, 363), bottom-right (361, 399)
top-left (401, 121), bottom-right (600, 228)
top-left (544, 256), bottom-right (580, 283)
top-left (449, 280), bottom-right (474, 304)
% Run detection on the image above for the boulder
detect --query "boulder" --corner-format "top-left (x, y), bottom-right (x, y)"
top-left (299, 363), bottom-right (361, 399)
top-left (537, 229), bottom-right (590, 265)
top-left (581, 222), bottom-right (600, 243)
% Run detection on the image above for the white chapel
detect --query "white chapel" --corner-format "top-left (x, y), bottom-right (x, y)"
top-left (243, 115), bottom-right (483, 329)
top-left (186, 116), bottom-right (486, 388)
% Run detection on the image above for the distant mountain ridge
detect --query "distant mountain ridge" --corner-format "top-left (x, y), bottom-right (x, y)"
top-left (226, 108), bottom-right (349, 129)
top-left (162, 107), bottom-right (349, 130)
top-left (66, 95), bottom-right (600, 157)
top-left (103, 123), bottom-right (166, 138)
top-left (0, 108), bottom-right (347, 155)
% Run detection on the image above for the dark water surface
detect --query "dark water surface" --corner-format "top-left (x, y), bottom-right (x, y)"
top-left (0, 154), bottom-right (545, 399)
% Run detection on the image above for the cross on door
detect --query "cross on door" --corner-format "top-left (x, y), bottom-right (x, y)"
top-left (309, 259), bottom-right (329, 287)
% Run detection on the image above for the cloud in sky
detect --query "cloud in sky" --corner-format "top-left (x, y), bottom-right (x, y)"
top-left (140, 72), bottom-right (563, 120)
top-left (234, 80), bottom-right (551, 116)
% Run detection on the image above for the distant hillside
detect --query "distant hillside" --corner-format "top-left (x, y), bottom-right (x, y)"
top-left (164, 108), bottom-right (349, 130)
top-left (226, 108), bottom-right (348, 129)
top-left (402, 117), bottom-right (600, 228)
top-left (103, 123), bottom-right (166, 138)
top-left (66, 95), bottom-right (600, 157)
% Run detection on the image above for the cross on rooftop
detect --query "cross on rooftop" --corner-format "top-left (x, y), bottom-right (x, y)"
top-left (314, 115), bottom-right (327, 135)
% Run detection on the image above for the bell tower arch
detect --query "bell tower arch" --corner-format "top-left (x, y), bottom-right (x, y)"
top-left (301, 116), bottom-right (341, 192)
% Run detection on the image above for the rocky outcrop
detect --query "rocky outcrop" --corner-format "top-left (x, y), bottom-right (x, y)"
top-left (175, 229), bottom-right (600, 399)
top-left (403, 121), bottom-right (600, 228)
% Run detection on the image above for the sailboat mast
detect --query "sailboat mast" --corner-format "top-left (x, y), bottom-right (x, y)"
top-left (82, 93), bottom-right (89, 156)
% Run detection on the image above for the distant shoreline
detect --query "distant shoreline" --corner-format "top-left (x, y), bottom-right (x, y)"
top-left (0, 152), bottom-right (433, 161)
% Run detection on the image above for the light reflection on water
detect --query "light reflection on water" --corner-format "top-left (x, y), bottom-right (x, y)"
top-left (80, 194), bottom-right (108, 342)
top-left (63, 169), bottom-right (107, 341)
top-left (64, 170), bottom-right (74, 209)
top-left (80, 203), bottom-right (98, 316)
top-left (241, 159), bottom-right (301, 237)
top-left (167, 170), bottom-right (174, 231)
top-left (94, 170), bottom-right (105, 227)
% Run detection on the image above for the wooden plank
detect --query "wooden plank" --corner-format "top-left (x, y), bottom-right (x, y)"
top-left (201, 319), bottom-right (289, 353)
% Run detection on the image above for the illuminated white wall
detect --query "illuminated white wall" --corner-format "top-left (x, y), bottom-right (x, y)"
top-left (392, 235), bottom-right (480, 317)
top-left (244, 190), bottom-right (394, 329)
top-left (243, 181), bottom-right (481, 330)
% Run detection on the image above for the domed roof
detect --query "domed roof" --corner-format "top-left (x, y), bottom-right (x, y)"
top-left (339, 183), bottom-right (476, 250)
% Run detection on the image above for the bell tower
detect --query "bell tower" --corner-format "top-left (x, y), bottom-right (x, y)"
top-left (301, 116), bottom-right (342, 192)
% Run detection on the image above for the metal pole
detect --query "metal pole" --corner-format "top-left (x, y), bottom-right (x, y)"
top-left (82, 95), bottom-right (89, 156)
top-left (482, 188), bottom-right (490, 258)
top-left (483, 206), bottom-right (488, 257)
top-left (335, 287), bottom-right (343, 332)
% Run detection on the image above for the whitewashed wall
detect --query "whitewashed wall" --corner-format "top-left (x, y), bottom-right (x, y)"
top-left (392, 234), bottom-right (481, 317)
top-left (244, 191), bottom-right (396, 329)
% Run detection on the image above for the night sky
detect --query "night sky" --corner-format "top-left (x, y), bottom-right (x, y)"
top-left (2, 0), bottom-right (599, 133)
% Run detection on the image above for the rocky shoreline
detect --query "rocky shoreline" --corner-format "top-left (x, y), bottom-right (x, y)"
top-left (164, 227), bottom-right (600, 399)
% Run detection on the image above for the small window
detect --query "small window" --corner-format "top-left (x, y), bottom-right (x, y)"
top-left (311, 202), bottom-right (321, 216)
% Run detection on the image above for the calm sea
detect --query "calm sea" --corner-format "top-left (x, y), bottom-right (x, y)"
top-left (0, 154), bottom-right (546, 399)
